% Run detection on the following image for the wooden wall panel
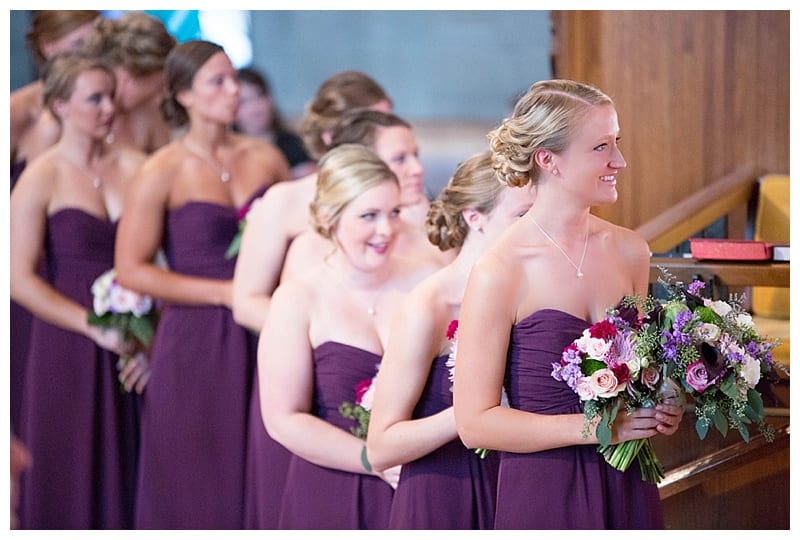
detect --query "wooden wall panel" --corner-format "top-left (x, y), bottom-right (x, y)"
top-left (551, 11), bottom-right (789, 230)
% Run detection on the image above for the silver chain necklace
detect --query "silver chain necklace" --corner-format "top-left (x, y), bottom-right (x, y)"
top-left (182, 138), bottom-right (231, 182)
top-left (529, 215), bottom-right (589, 278)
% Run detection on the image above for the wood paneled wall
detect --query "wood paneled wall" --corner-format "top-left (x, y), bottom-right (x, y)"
top-left (551, 11), bottom-right (789, 230)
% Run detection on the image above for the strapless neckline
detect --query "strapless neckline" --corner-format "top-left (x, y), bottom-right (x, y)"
top-left (314, 340), bottom-right (382, 358)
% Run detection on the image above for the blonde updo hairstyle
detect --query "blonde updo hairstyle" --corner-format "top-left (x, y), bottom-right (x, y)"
top-left (310, 144), bottom-right (399, 241)
top-left (160, 40), bottom-right (224, 128)
top-left (488, 79), bottom-right (613, 188)
top-left (82, 12), bottom-right (176, 77)
top-left (426, 151), bottom-right (504, 251)
top-left (42, 52), bottom-right (115, 122)
top-left (300, 71), bottom-right (391, 160)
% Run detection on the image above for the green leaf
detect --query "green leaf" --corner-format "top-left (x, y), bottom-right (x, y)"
top-left (713, 409), bottom-right (728, 437)
top-left (596, 412), bottom-right (612, 447)
top-left (695, 418), bottom-right (709, 440)
top-left (738, 424), bottom-right (751, 442)
top-left (128, 316), bottom-right (155, 347)
top-left (225, 233), bottom-right (242, 260)
top-left (581, 358), bottom-right (607, 376)
top-left (719, 375), bottom-right (740, 400)
top-left (695, 306), bottom-right (722, 324)
top-left (747, 389), bottom-right (765, 419)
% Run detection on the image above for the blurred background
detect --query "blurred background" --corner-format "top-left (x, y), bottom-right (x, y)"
top-left (9, 9), bottom-right (553, 197)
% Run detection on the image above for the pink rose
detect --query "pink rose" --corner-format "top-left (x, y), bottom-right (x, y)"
top-left (640, 366), bottom-right (660, 390)
top-left (355, 376), bottom-right (377, 411)
top-left (576, 377), bottom-right (598, 401)
top-left (589, 368), bottom-right (624, 398)
top-left (685, 361), bottom-right (712, 392)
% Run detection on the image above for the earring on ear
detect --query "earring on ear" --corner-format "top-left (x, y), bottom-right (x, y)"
top-left (552, 167), bottom-right (559, 176)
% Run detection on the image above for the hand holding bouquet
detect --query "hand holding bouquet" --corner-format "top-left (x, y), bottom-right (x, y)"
top-left (88, 269), bottom-right (159, 391)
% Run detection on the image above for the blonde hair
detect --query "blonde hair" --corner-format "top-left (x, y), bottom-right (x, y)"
top-left (426, 151), bottom-right (504, 251)
top-left (310, 144), bottom-right (398, 239)
top-left (42, 52), bottom-right (115, 120)
top-left (300, 71), bottom-right (391, 160)
top-left (488, 79), bottom-right (613, 187)
top-left (82, 12), bottom-right (175, 77)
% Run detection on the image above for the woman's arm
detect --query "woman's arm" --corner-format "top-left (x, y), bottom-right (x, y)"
top-left (259, 281), bottom-right (372, 475)
top-left (10, 163), bottom-right (125, 353)
top-left (366, 292), bottom-right (456, 472)
top-left (114, 159), bottom-right (231, 307)
top-left (454, 252), bottom-right (666, 453)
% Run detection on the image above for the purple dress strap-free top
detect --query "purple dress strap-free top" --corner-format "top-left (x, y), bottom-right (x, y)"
top-left (276, 341), bottom-right (394, 529)
top-left (389, 354), bottom-right (499, 529)
top-left (494, 308), bottom-right (665, 529)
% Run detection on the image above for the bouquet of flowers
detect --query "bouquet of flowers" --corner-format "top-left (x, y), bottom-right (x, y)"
top-left (552, 303), bottom-right (677, 484)
top-left (648, 271), bottom-right (781, 443)
top-left (445, 319), bottom-right (490, 459)
top-left (88, 269), bottom-right (159, 373)
top-left (224, 202), bottom-right (253, 259)
top-left (339, 368), bottom-right (378, 440)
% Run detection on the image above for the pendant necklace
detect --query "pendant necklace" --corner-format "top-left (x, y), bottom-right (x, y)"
top-left (530, 215), bottom-right (589, 278)
top-left (182, 137), bottom-right (231, 182)
top-left (67, 156), bottom-right (103, 189)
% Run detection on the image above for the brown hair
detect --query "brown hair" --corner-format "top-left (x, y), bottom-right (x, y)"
top-left (426, 151), bottom-right (505, 251)
top-left (329, 110), bottom-right (410, 150)
top-left (160, 40), bottom-right (225, 128)
top-left (26, 10), bottom-right (100, 66)
top-left (42, 51), bottom-right (115, 120)
top-left (81, 12), bottom-right (175, 77)
top-left (299, 71), bottom-right (391, 160)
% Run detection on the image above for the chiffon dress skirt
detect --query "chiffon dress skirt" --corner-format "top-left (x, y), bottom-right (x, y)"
top-left (388, 354), bottom-right (499, 529)
top-left (19, 209), bottom-right (139, 529)
top-left (277, 342), bottom-right (394, 529)
top-left (494, 309), bottom-right (664, 530)
top-left (134, 201), bottom-right (257, 529)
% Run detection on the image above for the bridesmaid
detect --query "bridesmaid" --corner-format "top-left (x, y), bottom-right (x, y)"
top-left (452, 79), bottom-right (685, 529)
top-left (114, 40), bottom-right (289, 529)
top-left (237, 70), bottom-right (392, 530)
top-left (11, 52), bottom-right (146, 529)
top-left (10, 9), bottom-right (100, 437)
top-left (366, 152), bottom-right (535, 529)
top-left (258, 144), bottom-right (435, 529)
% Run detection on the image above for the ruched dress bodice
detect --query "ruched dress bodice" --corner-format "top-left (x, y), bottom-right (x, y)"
top-left (277, 342), bottom-right (393, 529)
top-left (494, 309), bottom-right (664, 530)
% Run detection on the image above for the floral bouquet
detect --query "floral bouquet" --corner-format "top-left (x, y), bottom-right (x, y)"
top-left (648, 271), bottom-right (781, 444)
top-left (446, 319), bottom-right (490, 459)
top-left (552, 303), bottom-right (677, 484)
top-left (224, 202), bottom-right (253, 259)
top-left (339, 368), bottom-right (378, 440)
top-left (88, 269), bottom-right (159, 378)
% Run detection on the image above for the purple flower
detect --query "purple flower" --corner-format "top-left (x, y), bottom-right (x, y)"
top-left (687, 280), bottom-right (706, 296)
top-left (685, 361), bottom-right (712, 392)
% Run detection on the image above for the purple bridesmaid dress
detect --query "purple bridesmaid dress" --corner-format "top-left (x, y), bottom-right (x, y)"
top-left (277, 342), bottom-right (394, 529)
top-left (494, 309), bottom-right (665, 529)
top-left (388, 354), bottom-right (499, 529)
top-left (19, 209), bottom-right (139, 529)
top-left (133, 201), bottom-right (256, 529)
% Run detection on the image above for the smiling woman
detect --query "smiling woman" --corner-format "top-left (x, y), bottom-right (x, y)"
top-left (257, 143), bottom-right (438, 529)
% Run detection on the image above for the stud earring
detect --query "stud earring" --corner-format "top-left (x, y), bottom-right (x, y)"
top-left (552, 167), bottom-right (559, 176)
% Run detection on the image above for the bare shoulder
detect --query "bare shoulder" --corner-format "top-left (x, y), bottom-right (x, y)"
top-left (594, 216), bottom-right (650, 263)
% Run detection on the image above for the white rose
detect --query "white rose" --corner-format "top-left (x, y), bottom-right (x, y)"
top-left (740, 354), bottom-right (761, 389)
top-left (584, 337), bottom-right (611, 360)
top-left (93, 292), bottom-right (111, 316)
top-left (108, 283), bottom-right (139, 314)
top-left (704, 299), bottom-right (733, 317)
top-left (359, 384), bottom-right (376, 411)
top-left (131, 294), bottom-right (153, 317)
top-left (695, 322), bottom-right (721, 343)
top-left (576, 377), bottom-right (597, 401)
top-left (735, 312), bottom-right (753, 329)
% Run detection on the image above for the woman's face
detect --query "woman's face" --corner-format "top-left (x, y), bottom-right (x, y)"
top-left (554, 104), bottom-right (627, 206)
top-left (180, 51), bottom-right (240, 124)
top-left (371, 126), bottom-right (425, 206)
top-left (113, 67), bottom-right (164, 112)
top-left (57, 68), bottom-right (115, 139)
top-left (481, 183), bottom-right (537, 241)
top-left (332, 181), bottom-right (401, 271)
top-left (236, 80), bottom-right (273, 136)
top-left (39, 21), bottom-right (96, 61)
